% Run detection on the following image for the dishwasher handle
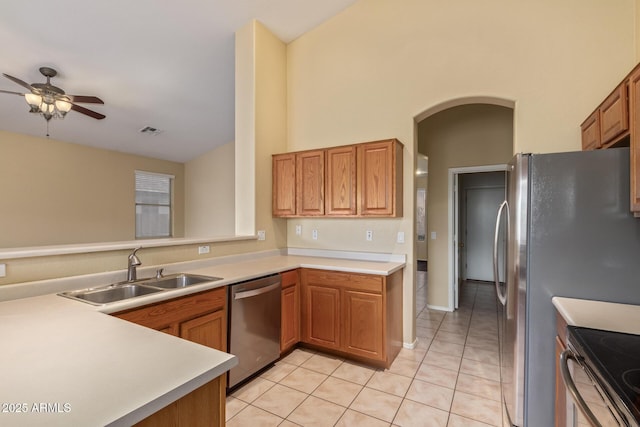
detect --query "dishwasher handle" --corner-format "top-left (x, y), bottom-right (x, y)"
top-left (560, 348), bottom-right (603, 427)
top-left (234, 282), bottom-right (281, 300)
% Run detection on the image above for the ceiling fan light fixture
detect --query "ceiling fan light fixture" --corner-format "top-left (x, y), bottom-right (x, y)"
top-left (55, 99), bottom-right (72, 115)
top-left (24, 93), bottom-right (42, 109)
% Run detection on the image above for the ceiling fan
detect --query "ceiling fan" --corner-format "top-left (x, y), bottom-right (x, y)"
top-left (0, 67), bottom-right (105, 121)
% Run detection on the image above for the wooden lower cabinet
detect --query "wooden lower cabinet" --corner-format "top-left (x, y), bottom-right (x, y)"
top-left (304, 284), bottom-right (341, 350)
top-left (555, 311), bottom-right (568, 427)
top-left (113, 286), bottom-right (227, 426)
top-left (113, 286), bottom-right (227, 352)
top-left (343, 289), bottom-right (383, 359)
top-left (134, 375), bottom-right (225, 427)
top-left (280, 269), bottom-right (300, 353)
top-left (180, 309), bottom-right (226, 351)
top-left (300, 268), bottom-right (402, 368)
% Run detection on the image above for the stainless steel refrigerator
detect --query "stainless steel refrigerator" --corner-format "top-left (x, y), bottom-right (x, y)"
top-left (494, 147), bottom-right (640, 426)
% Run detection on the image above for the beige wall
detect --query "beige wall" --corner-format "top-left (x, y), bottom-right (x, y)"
top-left (0, 130), bottom-right (185, 248)
top-left (419, 104), bottom-right (513, 308)
top-left (185, 142), bottom-right (235, 237)
top-left (286, 0), bottom-right (635, 342)
top-left (236, 20), bottom-right (289, 248)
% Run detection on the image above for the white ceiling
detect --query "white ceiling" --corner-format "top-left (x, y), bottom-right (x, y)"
top-left (0, 0), bottom-right (357, 162)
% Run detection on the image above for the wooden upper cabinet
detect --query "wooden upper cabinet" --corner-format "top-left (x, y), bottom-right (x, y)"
top-left (272, 139), bottom-right (403, 218)
top-left (296, 149), bottom-right (325, 216)
top-left (272, 153), bottom-right (296, 217)
top-left (326, 145), bottom-right (357, 216)
top-left (600, 83), bottom-right (628, 144)
top-left (629, 67), bottom-right (640, 215)
top-left (580, 110), bottom-right (601, 150)
top-left (358, 139), bottom-right (403, 217)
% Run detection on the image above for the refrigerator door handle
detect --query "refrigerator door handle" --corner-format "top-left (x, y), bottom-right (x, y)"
top-left (493, 200), bottom-right (509, 306)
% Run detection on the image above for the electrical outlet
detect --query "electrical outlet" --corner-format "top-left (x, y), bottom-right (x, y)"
top-left (198, 245), bottom-right (210, 255)
top-left (257, 230), bottom-right (266, 241)
top-left (366, 230), bottom-right (373, 241)
top-left (295, 225), bottom-right (302, 235)
top-left (312, 229), bottom-right (318, 240)
top-left (397, 231), bottom-right (405, 243)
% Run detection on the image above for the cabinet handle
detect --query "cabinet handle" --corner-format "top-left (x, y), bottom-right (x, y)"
top-left (559, 349), bottom-right (602, 427)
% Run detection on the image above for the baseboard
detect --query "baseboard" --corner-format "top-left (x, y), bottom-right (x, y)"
top-left (426, 303), bottom-right (454, 312)
top-left (403, 339), bottom-right (418, 349)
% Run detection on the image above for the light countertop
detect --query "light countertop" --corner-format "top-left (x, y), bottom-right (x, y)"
top-left (552, 296), bottom-right (640, 335)
top-left (0, 250), bottom-right (405, 426)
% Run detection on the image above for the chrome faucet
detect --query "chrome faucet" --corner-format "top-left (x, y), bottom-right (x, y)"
top-left (127, 247), bottom-right (142, 282)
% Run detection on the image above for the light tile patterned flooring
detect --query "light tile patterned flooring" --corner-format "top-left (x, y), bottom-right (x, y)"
top-left (226, 275), bottom-right (501, 426)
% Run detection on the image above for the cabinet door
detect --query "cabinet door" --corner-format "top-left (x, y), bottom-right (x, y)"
top-left (343, 290), bottom-right (383, 360)
top-left (180, 310), bottom-right (227, 352)
top-left (580, 110), bottom-right (601, 150)
top-left (272, 153), bottom-right (296, 217)
top-left (281, 285), bottom-right (300, 353)
top-left (358, 139), bottom-right (403, 217)
top-left (296, 150), bottom-right (325, 216)
top-left (303, 285), bottom-right (341, 350)
top-left (600, 83), bottom-right (629, 144)
top-left (326, 145), bottom-right (357, 216)
top-left (554, 336), bottom-right (567, 427)
top-left (630, 68), bottom-right (640, 215)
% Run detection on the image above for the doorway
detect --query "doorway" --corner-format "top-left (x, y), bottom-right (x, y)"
top-left (460, 174), bottom-right (506, 282)
top-left (450, 167), bottom-right (507, 309)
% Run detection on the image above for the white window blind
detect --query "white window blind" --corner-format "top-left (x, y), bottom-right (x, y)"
top-left (135, 171), bottom-right (173, 239)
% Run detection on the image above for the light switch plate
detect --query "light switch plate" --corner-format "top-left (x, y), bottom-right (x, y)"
top-left (397, 231), bottom-right (405, 243)
top-left (431, 231), bottom-right (437, 240)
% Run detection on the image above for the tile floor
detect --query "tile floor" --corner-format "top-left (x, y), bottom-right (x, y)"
top-left (226, 274), bottom-right (501, 426)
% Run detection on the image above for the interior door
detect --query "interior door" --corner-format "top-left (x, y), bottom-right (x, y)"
top-left (465, 187), bottom-right (506, 281)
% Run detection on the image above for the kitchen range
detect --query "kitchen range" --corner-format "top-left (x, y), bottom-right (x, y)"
top-left (561, 326), bottom-right (640, 426)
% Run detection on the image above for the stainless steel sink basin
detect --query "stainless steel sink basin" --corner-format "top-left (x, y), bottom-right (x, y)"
top-left (141, 273), bottom-right (222, 289)
top-left (60, 283), bottom-right (163, 305)
top-left (58, 273), bottom-right (223, 305)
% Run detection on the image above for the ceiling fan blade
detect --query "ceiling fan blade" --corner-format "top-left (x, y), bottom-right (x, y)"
top-left (2, 73), bottom-right (35, 92)
top-left (67, 95), bottom-right (104, 104)
top-left (70, 103), bottom-right (105, 120)
top-left (0, 89), bottom-right (24, 96)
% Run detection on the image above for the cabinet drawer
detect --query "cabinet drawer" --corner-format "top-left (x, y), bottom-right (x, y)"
top-left (114, 286), bottom-right (226, 330)
top-left (280, 269), bottom-right (299, 289)
top-left (303, 269), bottom-right (382, 293)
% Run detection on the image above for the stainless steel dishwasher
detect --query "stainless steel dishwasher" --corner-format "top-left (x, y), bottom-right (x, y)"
top-left (227, 274), bottom-right (281, 389)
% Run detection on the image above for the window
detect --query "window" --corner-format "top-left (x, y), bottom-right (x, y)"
top-left (135, 171), bottom-right (173, 239)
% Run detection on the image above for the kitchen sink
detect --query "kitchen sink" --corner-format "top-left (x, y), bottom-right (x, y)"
top-left (58, 273), bottom-right (223, 305)
top-left (140, 273), bottom-right (222, 289)
top-left (60, 283), bottom-right (163, 305)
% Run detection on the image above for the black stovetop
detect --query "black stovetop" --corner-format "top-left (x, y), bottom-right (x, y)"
top-left (568, 326), bottom-right (640, 423)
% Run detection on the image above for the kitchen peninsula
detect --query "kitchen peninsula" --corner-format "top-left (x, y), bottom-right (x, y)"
top-left (0, 249), bottom-right (405, 426)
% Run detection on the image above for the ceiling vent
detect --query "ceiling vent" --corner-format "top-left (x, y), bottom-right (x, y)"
top-left (139, 126), bottom-right (162, 136)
